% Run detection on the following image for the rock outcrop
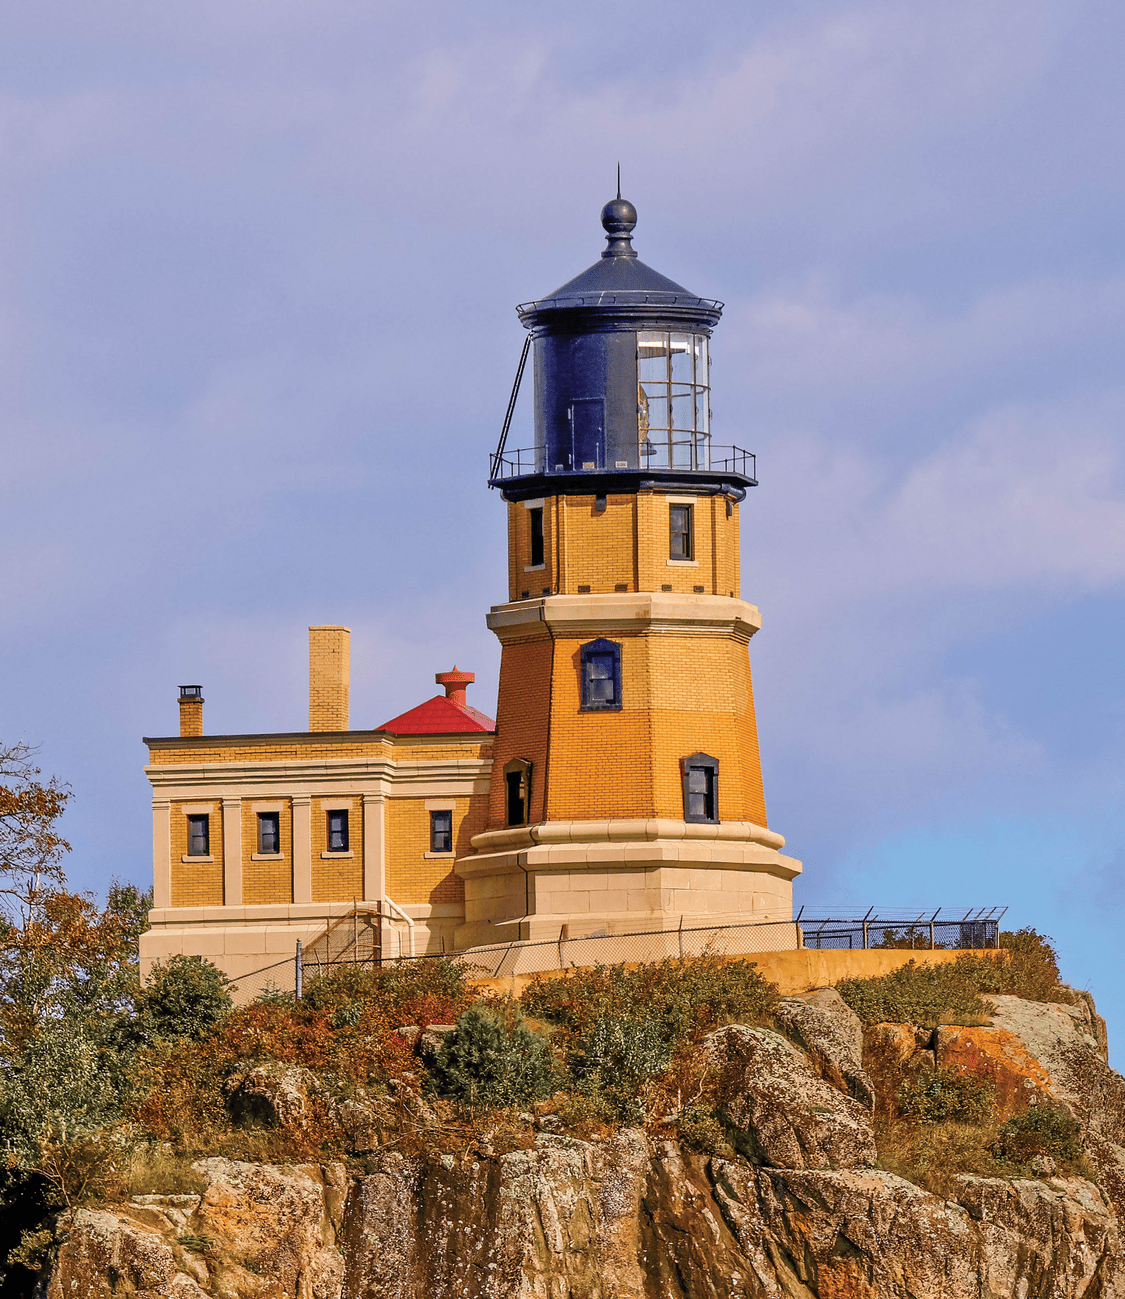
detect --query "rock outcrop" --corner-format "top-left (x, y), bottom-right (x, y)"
top-left (35, 990), bottom-right (1125, 1298)
top-left (707, 1024), bottom-right (878, 1169)
top-left (44, 1140), bottom-right (1121, 1299)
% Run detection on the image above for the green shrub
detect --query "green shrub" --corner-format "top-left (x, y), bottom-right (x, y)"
top-left (897, 1068), bottom-right (993, 1124)
top-left (429, 1005), bottom-right (557, 1110)
top-left (678, 1105), bottom-right (732, 1156)
top-left (300, 958), bottom-right (471, 1023)
top-left (522, 954), bottom-right (778, 1048)
top-left (997, 1104), bottom-right (1082, 1164)
top-left (837, 961), bottom-right (992, 1028)
top-left (572, 1014), bottom-right (671, 1120)
top-left (138, 956), bottom-right (233, 1043)
top-left (836, 930), bottom-right (1068, 1029)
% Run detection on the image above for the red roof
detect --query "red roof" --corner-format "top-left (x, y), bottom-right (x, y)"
top-left (378, 694), bottom-right (495, 736)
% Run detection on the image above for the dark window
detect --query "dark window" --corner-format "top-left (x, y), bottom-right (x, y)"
top-left (258, 812), bottom-right (280, 854)
top-left (430, 810), bottom-right (453, 853)
top-left (529, 507), bottom-right (544, 566)
top-left (681, 753), bottom-right (719, 823)
top-left (580, 638), bottom-right (622, 710)
top-left (327, 810), bottom-right (349, 853)
top-left (505, 760), bottom-right (531, 826)
top-left (187, 814), bottom-right (209, 856)
top-left (670, 504), bottom-right (693, 560)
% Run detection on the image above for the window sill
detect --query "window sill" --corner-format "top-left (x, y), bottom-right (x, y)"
top-left (181, 854), bottom-right (214, 863)
top-left (580, 704), bottom-right (622, 712)
top-left (320, 850), bottom-right (354, 859)
top-left (667, 558), bottom-right (699, 567)
top-left (424, 851), bottom-right (456, 860)
top-left (523, 563), bottom-right (546, 572)
top-left (251, 852), bottom-right (285, 861)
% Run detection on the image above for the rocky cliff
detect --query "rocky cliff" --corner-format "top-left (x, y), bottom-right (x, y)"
top-left (38, 985), bottom-right (1125, 1298)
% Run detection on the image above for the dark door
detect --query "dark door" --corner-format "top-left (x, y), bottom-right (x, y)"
top-left (569, 399), bottom-right (604, 471)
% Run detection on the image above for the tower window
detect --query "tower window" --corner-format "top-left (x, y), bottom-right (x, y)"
top-left (430, 809), bottom-right (453, 853)
top-left (681, 753), bottom-right (719, 823)
top-left (258, 812), bottom-right (281, 854)
top-left (580, 638), bottom-right (622, 711)
top-left (327, 810), bottom-right (349, 853)
top-left (187, 814), bottom-right (209, 857)
top-left (504, 759), bottom-right (532, 826)
top-left (670, 504), bottom-right (693, 560)
top-left (529, 507), bottom-right (544, 566)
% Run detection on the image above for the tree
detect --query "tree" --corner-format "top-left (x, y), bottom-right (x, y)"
top-left (0, 741), bottom-right (72, 920)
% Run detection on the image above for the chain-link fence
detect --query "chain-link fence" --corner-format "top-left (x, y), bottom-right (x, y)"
top-left (226, 905), bottom-right (1007, 1002)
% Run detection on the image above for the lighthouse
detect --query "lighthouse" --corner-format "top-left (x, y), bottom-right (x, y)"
top-left (454, 195), bottom-right (801, 948)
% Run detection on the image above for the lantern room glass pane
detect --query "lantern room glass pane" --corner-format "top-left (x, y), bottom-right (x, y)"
top-left (636, 330), bottom-right (710, 467)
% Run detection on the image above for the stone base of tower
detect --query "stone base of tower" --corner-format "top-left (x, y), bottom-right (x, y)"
top-left (453, 818), bottom-right (801, 950)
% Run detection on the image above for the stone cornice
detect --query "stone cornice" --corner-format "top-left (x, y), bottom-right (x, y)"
top-left (145, 756), bottom-right (492, 796)
top-left (470, 817), bottom-right (786, 852)
top-left (485, 592), bottom-right (761, 641)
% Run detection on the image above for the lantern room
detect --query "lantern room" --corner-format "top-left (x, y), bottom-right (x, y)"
top-left (489, 195), bottom-right (757, 497)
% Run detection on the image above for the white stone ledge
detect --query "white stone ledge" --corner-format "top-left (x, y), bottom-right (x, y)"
top-left (470, 817), bottom-right (786, 853)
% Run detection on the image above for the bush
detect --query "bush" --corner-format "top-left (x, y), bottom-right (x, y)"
top-left (138, 956), bottom-right (233, 1043)
top-left (997, 1104), bottom-right (1082, 1164)
top-left (837, 960), bottom-right (993, 1029)
top-left (897, 1068), bottom-right (994, 1124)
top-left (571, 1014), bottom-right (671, 1121)
top-left (522, 955), bottom-right (778, 1048)
top-left (678, 1105), bottom-right (732, 1156)
top-left (836, 931), bottom-right (1068, 1029)
top-left (429, 1005), bottom-right (557, 1110)
top-left (300, 958), bottom-right (472, 1027)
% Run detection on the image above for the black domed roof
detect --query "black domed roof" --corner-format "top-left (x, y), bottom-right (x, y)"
top-left (517, 198), bottom-right (722, 325)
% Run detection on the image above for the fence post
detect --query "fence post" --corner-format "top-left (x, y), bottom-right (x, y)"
top-left (558, 925), bottom-right (565, 969)
top-left (862, 907), bottom-right (872, 951)
top-left (678, 915), bottom-right (684, 959)
top-left (295, 940), bottom-right (303, 1001)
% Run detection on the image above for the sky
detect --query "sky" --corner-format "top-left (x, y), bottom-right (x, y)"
top-left (1, 1), bottom-right (1123, 1050)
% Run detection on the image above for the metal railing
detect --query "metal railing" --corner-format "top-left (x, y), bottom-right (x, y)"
top-left (488, 443), bottom-right (756, 483)
top-left (796, 906), bottom-right (1008, 952)
top-left (225, 905), bottom-right (1007, 1002)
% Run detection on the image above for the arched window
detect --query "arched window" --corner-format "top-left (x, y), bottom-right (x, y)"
top-left (504, 758), bottom-right (532, 827)
top-left (580, 638), bottom-right (622, 711)
top-left (681, 752), bottom-right (719, 823)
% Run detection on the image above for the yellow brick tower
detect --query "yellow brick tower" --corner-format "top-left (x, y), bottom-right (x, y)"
top-left (455, 195), bottom-right (801, 947)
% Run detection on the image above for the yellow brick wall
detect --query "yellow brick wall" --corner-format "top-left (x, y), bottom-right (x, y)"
top-left (487, 635), bottom-right (554, 830)
top-left (170, 802), bottom-right (223, 906)
top-left (485, 623), bottom-right (767, 829)
top-left (242, 800), bottom-right (293, 904)
top-left (309, 626), bottom-right (349, 731)
top-left (385, 795), bottom-right (487, 905)
top-left (312, 798), bottom-right (364, 902)
top-left (508, 498), bottom-right (557, 600)
top-left (506, 491), bottom-right (742, 598)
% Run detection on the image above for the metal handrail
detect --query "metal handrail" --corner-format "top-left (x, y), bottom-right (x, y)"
top-left (489, 443), bottom-right (756, 482)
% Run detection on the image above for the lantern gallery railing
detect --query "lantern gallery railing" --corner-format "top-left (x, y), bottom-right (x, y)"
top-left (489, 442), bottom-right (757, 484)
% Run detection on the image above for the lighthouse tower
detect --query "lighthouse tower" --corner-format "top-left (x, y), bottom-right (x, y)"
top-left (454, 196), bottom-right (801, 949)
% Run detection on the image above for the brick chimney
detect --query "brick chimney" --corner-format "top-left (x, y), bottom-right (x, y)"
top-left (178, 685), bottom-right (204, 737)
top-left (309, 626), bottom-right (350, 731)
top-left (436, 666), bottom-right (474, 708)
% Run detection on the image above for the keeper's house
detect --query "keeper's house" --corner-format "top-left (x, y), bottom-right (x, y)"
top-left (140, 195), bottom-right (802, 985)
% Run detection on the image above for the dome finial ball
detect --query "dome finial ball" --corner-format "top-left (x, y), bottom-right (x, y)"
top-left (601, 197), bottom-right (637, 236)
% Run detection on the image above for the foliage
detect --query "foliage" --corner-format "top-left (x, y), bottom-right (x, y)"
top-left (836, 931), bottom-right (1068, 1029)
top-left (996, 1104), bottom-right (1083, 1164)
top-left (875, 1117), bottom-right (1010, 1199)
top-left (0, 740), bottom-right (72, 913)
top-left (300, 957), bottom-right (473, 1027)
top-left (677, 1105), bottom-right (732, 1156)
top-left (135, 955), bottom-right (233, 1043)
top-left (836, 961), bottom-right (992, 1029)
top-left (570, 1014), bottom-right (671, 1121)
top-left (897, 1068), bottom-right (994, 1124)
top-left (428, 1005), bottom-right (557, 1111)
top-left (522, 954), bottom-right (778, 1049)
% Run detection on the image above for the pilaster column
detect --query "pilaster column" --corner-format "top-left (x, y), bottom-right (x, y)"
top-left (292, 795), bottom-right (312, 905)
top-left (152, 799), bottom-right (171, 909)
top-left (222, 799), bottom-right (242, 906)
top-left (363, 794), bottom-right (385, 902)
